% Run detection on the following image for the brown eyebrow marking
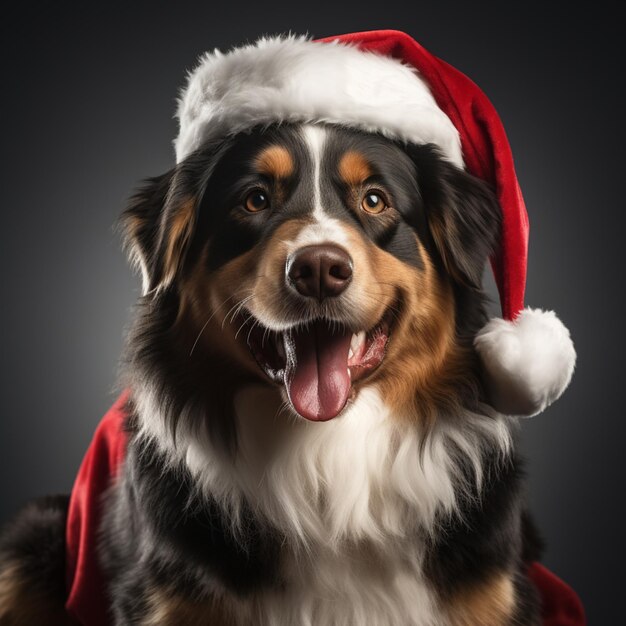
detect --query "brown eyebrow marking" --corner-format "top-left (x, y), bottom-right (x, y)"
top-left (254, 145), bottom-right (294, 179)
top-left (338, 150), bottom-right (373, 185)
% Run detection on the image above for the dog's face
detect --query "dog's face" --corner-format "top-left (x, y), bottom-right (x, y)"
top-left (123, 123), bottom-right (500, 425)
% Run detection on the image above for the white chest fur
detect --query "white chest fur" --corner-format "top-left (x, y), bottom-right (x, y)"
top-left (224, 386), bottom-right (510, 626)
top-left (136, 383), bottom-right (512, 625)
top-left (254, 539), bottom-right (438, 626)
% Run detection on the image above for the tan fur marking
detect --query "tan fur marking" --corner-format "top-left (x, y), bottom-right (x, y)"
top-left (162, 196), bottom-right (196, 285)
top-left (182, 217), bottom-right (361, 369)
top-left (429, 216), bottom-right (467, 286)
top-left (341, 224), bottom-right (395, 329)
top-left (177, 220), bottom-right (307, 379)
top-left (123, 213), bottom-right (145, 240)
top-left (254, 144), bottom-right (294, 179)
top-left (249, 219), bottom-right (311, 319)
top-left (142, 587), bottom-right (236, 626)
top-left (338, 150), bottom-right (372, 185)
top-left (445, 574), bottom-right (516, 626)
top-left (345, 224), bottom-right (473, 424)
top-left (176, 244), bottom-right (259, 381)
top-left (0, 561), bottom-right (72, 625)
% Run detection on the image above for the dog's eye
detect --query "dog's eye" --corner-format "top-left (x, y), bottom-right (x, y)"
top-left (245, 190), bottom-right (270, 212)
top-left (361, 191), bottom-right (388, 214)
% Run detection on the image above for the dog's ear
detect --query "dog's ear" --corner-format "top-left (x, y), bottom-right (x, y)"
top-left (120, 138), bottom-right (235, 295)
top-left (119, 167), bottom-right (198, 295)
top-left (411, 145), bottom-right (502, 289)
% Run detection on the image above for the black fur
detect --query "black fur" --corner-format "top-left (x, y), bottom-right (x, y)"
top-left (98, 432), bottom-right (282, 623)
top-left (425, 452), bottom-right (541, 623)
top-left (0, 495), bottom-right (69, 607)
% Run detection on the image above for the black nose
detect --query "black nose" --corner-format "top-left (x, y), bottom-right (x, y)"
top-left (287, 245), bottom-right (353, 300)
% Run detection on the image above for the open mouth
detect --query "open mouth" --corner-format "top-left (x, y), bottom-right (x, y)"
top-left (237, 305), bottom-right (396, 422)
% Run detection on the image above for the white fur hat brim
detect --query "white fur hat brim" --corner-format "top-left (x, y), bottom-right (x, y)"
top-left (174, 34), bottom-right (463, 166)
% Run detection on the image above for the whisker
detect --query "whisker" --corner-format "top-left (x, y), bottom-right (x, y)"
top-left (189, 293), bottom-right (241, 357)
top-left (221, 294), bottom-right (254, 330)
top-left (234, 312), bottom-right (256, 341)
top-left (244, 317), bottom-right (261, 343)
top-left (230, 295), bottom-right (255, 324)
top-left (262, 325), bottom-right (271, 349)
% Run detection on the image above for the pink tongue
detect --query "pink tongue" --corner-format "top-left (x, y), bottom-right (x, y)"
top-left (284, 321), bottom-right (352, 421)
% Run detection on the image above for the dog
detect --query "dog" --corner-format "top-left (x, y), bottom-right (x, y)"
top-left (0, 32), bottom-right (580, 626)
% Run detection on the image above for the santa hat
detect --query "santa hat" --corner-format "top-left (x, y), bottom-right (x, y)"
top-left (174, 30), bottom-right (576, 417)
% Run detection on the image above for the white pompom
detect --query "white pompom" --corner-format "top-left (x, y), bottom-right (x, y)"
top-left (474, 308), bottom-right (576, 417)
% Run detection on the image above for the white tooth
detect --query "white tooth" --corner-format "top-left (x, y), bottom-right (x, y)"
top-left (348, 348), bottom-right (354, 359)
top-left (350, 331), bottom-right (366, 354)
top-left (350, 334), bottom-right (358, 352)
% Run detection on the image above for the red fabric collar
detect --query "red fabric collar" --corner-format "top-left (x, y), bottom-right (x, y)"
top-left (65, 393), bottom-right (128, 626)
top-left (64, 395), bottom-right (585, 625)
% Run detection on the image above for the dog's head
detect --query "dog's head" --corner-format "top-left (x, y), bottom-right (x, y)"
top-left (121, 122), bottom-right (500, 428)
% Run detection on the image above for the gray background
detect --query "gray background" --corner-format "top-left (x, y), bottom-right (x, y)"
top-left (1, 1), bottom-right (622, 622)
